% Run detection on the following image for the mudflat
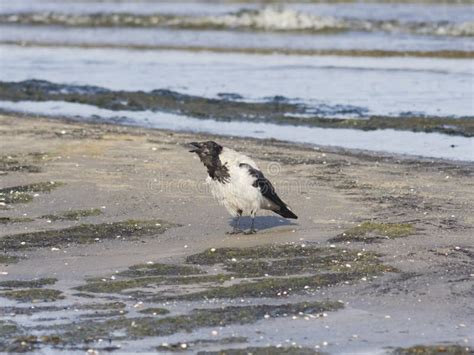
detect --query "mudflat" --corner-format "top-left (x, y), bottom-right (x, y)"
top-left (0, 114), bottom-right (472, 354)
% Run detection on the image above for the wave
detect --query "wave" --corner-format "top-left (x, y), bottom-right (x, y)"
top-left (0, 8), bottom-right (473, 37)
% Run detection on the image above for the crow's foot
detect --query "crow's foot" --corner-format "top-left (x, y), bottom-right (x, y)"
top-left (226, 229), bottom-right (243, 235)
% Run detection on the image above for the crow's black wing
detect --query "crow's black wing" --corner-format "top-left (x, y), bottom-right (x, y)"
top-left (239, 163), bottom-right (297, 219)
top-left (239, 163), bottom-right (284, 206)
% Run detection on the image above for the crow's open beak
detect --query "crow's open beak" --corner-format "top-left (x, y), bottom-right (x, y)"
top-left (188, 142), bottom-right (202, 153)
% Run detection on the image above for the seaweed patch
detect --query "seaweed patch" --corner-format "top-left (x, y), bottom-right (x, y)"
top-left (38, 301), bottom-right (342, 345)
top-left (0, 219), bottom-right (178, 251)
top-left (392, 344), bottom-right (472, 355)
top-left (156, 337), bottom-right (247, 352)
top-left (330, 221), bottom-right (414, 243)
top-left (40, 208), bottom-right (102, 221)
top-left (0, 181), bottom-right (63, 205)
top-left (1, 289), bottom-right (64, 302)
top-left (0, 278), bottom-right (57, 289)
top-left (77, 244), bottom-right (396, 300)
top-left (198, 346), bottom-right (320, 354)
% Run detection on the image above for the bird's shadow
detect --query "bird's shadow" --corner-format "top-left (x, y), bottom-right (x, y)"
top-left (229, 216), bottom-right (297, 232)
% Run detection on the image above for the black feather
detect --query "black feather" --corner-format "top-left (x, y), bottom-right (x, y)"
top-left (240, 163), bottom-right (298, 219)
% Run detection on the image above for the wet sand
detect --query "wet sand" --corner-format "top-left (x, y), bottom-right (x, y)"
top-left (0, 113), bottom-right (472, 354)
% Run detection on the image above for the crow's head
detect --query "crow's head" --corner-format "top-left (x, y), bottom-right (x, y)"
top-left (188, 141), bottom-right (223, 158)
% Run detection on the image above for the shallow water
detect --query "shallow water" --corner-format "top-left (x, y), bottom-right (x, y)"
top-left (0, 0), bottom-right (472, 161)
top-left (0, 45), bottom-right (472, 119)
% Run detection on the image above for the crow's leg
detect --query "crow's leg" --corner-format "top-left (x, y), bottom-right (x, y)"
top-left (244, 213), bottom-right (257, 235)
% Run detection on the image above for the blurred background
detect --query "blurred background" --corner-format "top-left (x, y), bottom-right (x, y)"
top-left (0, 0), bottom-right (472, 160)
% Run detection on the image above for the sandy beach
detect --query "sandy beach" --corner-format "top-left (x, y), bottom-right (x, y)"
top-left (0, 113), bottom-right (472, 353)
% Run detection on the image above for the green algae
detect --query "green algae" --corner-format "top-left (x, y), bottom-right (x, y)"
top-left (78, 301), bottom-right (126, 311)
top-left (330, 221), bottom-right (414, 243)
top-left (153, 245), bottom-right (396, 300)
top-left (79, 310), bottom-right (127, 319)
top-left (77, 244), bottom-right (395, 299)
top-left (224, 255), bottom-right (396, 278)
top-left (215, 246), bottom-right (389, 277)
top-left (0, 278), bottom-right (57, 289)
top-left (0, 217), bottom-right (34, 224)
top-left (1, 289), bottom-right (63, 302)
top-left (157, 337), bottom-right (247, 352)
top-left (75, 276), bottom-right (165, 293)
top-left (164, 273), bottom-right (358, 301)
top-left (76, 274), bottom-right (231, 293)
top-left (392, 344), bottom-right (472, 355)
top-left (187, 245), bottom-right (395, 277)
top-left (0, 255), bottom-right (19, 264)
top-left (0, 305), bottom-right (62, 315)
top-left (117, 262), bottom-right (204, 278)
top-left (1, 335), bottom-right (61, 353)
top-left (198, 347), bottom-right (320, 355)
top-left (0, 320), bottom-right (21, 339)
top-left (0, 154), bottom-right (42, 175)
top-left (0, 181), bottom-right (63, 205)
top-left (0, 191), bottom-right (33, 204)
top-left (40, 208), bottom-right (102, 221)
top-left (138, 308), bottom-right (170, 315)
top-left (0, 302), bottom-right (126, 317)
top-left (0, 181), bottom-right (63, 194)
top-left (0, 321), bottom-right (24, 353)
top-left (48, 301), bottom-right (341, 344)
top-left (186, 245), bottom-right (335, 265)
top-left (0, 219), bottom-right (177, 251)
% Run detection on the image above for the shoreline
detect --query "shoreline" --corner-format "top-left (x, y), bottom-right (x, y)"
top-left (1, 109), bottom-right (473, 164)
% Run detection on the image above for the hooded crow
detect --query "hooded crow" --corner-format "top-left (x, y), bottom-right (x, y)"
top-left (189, 141), bottom-right (297, 234)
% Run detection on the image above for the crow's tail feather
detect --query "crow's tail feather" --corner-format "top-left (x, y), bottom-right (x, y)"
top-left (275, 205), bottom-right (298, 219)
